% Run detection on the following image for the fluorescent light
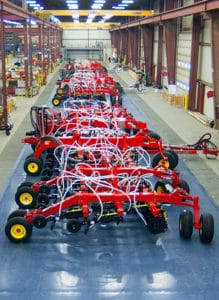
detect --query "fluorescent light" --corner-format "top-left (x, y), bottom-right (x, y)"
top-left (4, 20), bottom-right (21, 25)
top-left (68, 4), bottom-right (79, 9)
top-left (122, 0), bottom-right (134, 3)
top-left (112, 5), bottom-right (125, 9)
top-left (93, 0), bottom-right (106, 3)
top-left (91, 4), bottom-right (103, 9)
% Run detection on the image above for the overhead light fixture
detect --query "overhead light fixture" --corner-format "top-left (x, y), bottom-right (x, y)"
top-left (93, 0), bottom-right (106, 3)
top-left (122, 0), bottom-right (134, 3)
top-left (4, 20), bottom-right (21, 25)
top-left (91, 4), bottom-right (104, 9)
top-left (112, 5), bottom-right (125, 9)
top-left (68, 4), bottom-right (79, 9)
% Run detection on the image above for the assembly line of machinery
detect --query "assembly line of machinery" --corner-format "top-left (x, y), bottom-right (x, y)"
top-left (4, 60), bottom-right (217, 244)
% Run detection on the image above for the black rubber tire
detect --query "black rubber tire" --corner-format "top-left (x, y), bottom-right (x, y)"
top-left (66, 219), bottom-right (82, 233)
top-left (17, 181), bottom-right (33, 191)
top-left (23, 156), bottom-right (43, 176)
top-left (15, 186), bottom-right (38, 209)
top-left (165, 149), bottom-right (179, 168)
top-left (7, 209), bottom-right (27, 220)
top-left (178, 179), bottom-right (190, 193)
top-left (151, 150), bottom-right (177, 170)
top-left (37, 193), bottom-right (50, 207)
top-left (148, 131), bottom-right (161, 140)
top-left (179, 210), bottom-right (193, 240)
top-left (32, 215), bottom-right (47, 228)
top-left (39, 184), bottom-right (50, 194)
top-left (199, 213), bottom-right (214, 243)
top-left (5, 217), bottom-right (32, 243)
top-left (43, 161), bottom-right (54, 168)
top-left (154, 181), bottom-right (169, 193)
top-left (41, 167), bottom-right (53, 177)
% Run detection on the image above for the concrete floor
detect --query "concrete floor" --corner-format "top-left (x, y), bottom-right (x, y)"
top-left (0, 64), bottom-right (219, 300)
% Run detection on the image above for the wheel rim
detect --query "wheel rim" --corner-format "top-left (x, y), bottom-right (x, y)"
top-left (27, 162), bottom-right (39, 174)
top-left (199, 220), bottom-right (203, 235)
top-left (57, 88), bottom-right (63, 95)
top-left (156, 185), bottom-right (164, 193)
top-left (53, 99), bottom-right (60, 105)
top-left (158, 158), bottom-right (170, 168)
top-left (10, 224), bottom-right (27, 240)
top-left (19, 193), bottom-right (33, 206)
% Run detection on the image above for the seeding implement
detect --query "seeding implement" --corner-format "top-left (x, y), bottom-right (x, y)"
top-left (5, 173), bottom-right (214, 244)
top-left (4, 60), bottom-right (215, 244)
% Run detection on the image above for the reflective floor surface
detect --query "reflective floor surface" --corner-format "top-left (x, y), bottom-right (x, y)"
top-left (0, 74), bottom-right (218, 300)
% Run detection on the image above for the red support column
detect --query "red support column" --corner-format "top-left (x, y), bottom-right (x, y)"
top-left (0, 11), bottom-right (9, 132)
top-left (188, 15), bottom-right (201, 111)
top-left (23, 19), bottom-right (29, 97)
top-left (211, 10), bottom-right (219, 129)
top-left (142, 24), bottom-right (154, 85)
top-left (156, 25), bottom-right (163, 87)
top-left (28, 20), bottom-right (33, 96)
top-left (38, 23), bottom-right (43, 69)
top-left (164, 20), bottom-right (177, 85)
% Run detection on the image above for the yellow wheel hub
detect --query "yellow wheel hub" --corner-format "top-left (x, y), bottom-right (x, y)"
top-left (156, 185), bottom-right (164, 193)
top-left (53, 99), bottom-right (60, 105)
top-left (19, 193), bottom-right (33, 205)
top-left (27, 162), bottom-right (39, 174)
top-left (10, 224), bottom-right (27, 240)
top-left (57, 88), bottom-right (63, 95)
top-left (158, 158), bottom-right (170, 168)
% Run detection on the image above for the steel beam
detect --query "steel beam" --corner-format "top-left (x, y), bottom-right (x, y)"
top-left (36, 10), bottom-right (154, 17)
top-left (58, 22), bottom-right (120, 29)
top-left (110, 0), bottom-right (219, 30)
top-left (211, 10), bottom-right (219, 129)
top-left (142, 25), bottom-right (154, 85)
top-left (0, 8), bottom-right (8, 129)
top-left (164, 21), bottom-right (177, 85)
top-left (156, 25), bottom-right (163, 87)
top-left (188, 15), bottom-right (201, 111)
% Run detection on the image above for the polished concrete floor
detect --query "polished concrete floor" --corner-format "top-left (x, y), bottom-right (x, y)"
top-left (0, 64), bottom-right (219, 300)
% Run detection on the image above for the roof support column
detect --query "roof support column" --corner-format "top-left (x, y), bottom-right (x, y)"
top-left (142, 24), bottom-right (154, 85)
top-left (47, 26), bottom-right (52, 72)
top-left (188, 15), bottom-right (201, 111)
top-left (23, 19), bottom-right (29, 97)
top-left (38, 23), bottom-right (43, 68)
top-left (211, 10), bottom-right (219, 129)
top-left (129, 27), bottom-right (139, 69)
top-left (164, 20), bottom-right (177, 84)
top-left (111, 31), bottom-right (120, 61)
top-left (28, 20), bottom-right (33, 96)
top-left (120, 30), bottom-right (128, 64)
top-left (156, 25), bottom-right (163, 87)
top-left (0, 9), bottom-right (8, 129)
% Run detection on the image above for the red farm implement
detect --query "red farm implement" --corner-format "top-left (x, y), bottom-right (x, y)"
top-left (4, 60), bottom-right (216, 244)
top-left (5, 174), bottom-right (214, 244)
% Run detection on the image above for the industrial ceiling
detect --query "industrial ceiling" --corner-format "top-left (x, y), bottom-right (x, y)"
top-left (7, 0), bottom-right (155, 27)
